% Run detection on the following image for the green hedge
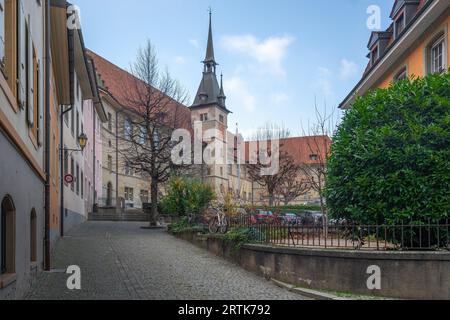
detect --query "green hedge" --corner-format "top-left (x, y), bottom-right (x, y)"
top-left (326, 72), bottom-right (450, 224)
top-left (254, 205), bottom-right (322, 213)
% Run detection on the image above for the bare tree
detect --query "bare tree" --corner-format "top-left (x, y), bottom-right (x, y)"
top-left (300, 100), bottom-right (338, 232)
top-left (247, 123), bottom-right (297, 207)
top-left (117, 40), bottom-right (190, 226)
top-left (275, 177), bottom-right (311, 206)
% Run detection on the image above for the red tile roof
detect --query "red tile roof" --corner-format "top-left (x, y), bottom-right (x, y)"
top-left (244, 136), bottom-right (332, 165)
top-left (86, 49), bottom-right (192, 131)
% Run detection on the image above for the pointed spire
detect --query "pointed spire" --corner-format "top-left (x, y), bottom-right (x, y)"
top-left (219, 73), bottom-right (225, 97)
top-left (204, 8), bottom-right (216, 65)
top-left (192, 11), bottom-right (230, 114)
top-left (218, 73), bottom-right (226, 107)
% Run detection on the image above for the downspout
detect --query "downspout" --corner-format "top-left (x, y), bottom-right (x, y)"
top-left (60, 17), bottom-right (75, 237)
top-left (92, 103), bottom-right (96, 212)
top-left (115, 109), bottom-right (119, 208)
top-left (44, 0), bottom-right (51, 271)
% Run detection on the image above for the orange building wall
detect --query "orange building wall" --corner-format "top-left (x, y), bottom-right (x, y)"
top-left (375, 10), bottom-right (449, 89)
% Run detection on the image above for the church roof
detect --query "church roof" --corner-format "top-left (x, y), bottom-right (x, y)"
top-left (204, 12), bottom-right (216, 64)
top-left (191, 12), bottom-right (231, 114)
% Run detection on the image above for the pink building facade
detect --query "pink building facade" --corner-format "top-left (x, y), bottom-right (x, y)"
top-left (83, 98), bottom-right (107, 213)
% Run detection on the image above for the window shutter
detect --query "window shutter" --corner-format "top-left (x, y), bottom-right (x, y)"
top-left (0, 0), bottom-right (5, 67)
top-left (37, 61), bottom-right (42, 145)
top-left (26, 25), bottom-right (34, 127)
top-left (17, 2), bottom-right (26, 109)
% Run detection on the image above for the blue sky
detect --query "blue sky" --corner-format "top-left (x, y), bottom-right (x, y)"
top-left (74, 0), bottom-right (394, 138)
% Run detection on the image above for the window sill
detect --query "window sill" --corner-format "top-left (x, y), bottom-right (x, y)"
top-left (0, 71), bottom-right (19, 113)
top-left (0, 273), bottom-right (17, 289)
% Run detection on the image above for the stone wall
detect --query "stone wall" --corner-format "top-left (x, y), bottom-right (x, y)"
top-left (174, 231), bottom-right (450, 300)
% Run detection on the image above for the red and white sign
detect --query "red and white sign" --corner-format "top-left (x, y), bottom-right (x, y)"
top-left (64, 174), bottom-right (75, 184)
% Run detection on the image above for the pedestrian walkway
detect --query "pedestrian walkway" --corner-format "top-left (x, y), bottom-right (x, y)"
top-left (26, 222), bottom-right (305, 300)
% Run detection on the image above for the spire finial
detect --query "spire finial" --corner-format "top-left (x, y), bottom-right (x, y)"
top-left (204, 7), bottom-right (216, 66)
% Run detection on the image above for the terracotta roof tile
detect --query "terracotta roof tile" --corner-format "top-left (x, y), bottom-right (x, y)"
top-left (244, 136), bottom-right (332, 165)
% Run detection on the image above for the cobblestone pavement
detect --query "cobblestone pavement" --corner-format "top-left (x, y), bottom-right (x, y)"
top-left (26, 222), bottom-right (305, 300)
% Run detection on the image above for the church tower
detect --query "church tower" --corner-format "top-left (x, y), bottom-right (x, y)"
top-left (191, 11), bottom-right (232, 196)
top-left (191, 11), bottom-right (231, 114)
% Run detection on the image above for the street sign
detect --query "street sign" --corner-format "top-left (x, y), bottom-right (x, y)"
top-left (64, 174), bottom-right (75, 184)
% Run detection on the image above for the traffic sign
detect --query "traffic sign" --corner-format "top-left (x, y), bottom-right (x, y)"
top-left (64, 174), bottom-right (75, 184)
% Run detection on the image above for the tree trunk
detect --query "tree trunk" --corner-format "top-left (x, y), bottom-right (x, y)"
top-left (150, 178), bottom-right (159, 227)
top-left (269, 192), bottom-right (274, 207)
top-left (320, 194), bottom-right (328, 238)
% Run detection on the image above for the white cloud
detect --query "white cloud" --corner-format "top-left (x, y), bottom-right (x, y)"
top-left (224, 77), bottom-right (257, 113)
top-left (339, 59), bottom-right (358, 80)
top-left (270, 92), bottom-right (290, 106)
top-left (189, 39), bottom-right (199, 48)
top-left (174, 56), bottom-right (186, 64)
top-left (222, 35), bottom-right (295, 76)
top-left (313, 67), bottom-right (334, 98)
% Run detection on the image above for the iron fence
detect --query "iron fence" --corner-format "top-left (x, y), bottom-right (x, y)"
top-left (228, 216), bottom-right (450, 251)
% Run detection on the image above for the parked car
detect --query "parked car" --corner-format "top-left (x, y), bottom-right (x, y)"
top-left (254, 209), bottom-right (278, 223)
top-left (298, 211), bottom-right (324, 226)
top-left (280, 213), bottom-right (300, 225)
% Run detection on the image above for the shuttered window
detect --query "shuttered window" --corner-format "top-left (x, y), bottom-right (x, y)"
top-left (26, 23), bottom-right (34, 127)
top-left (3, 0), bottom-right (18, 98)
top-left (17, 1), bottom-right (26, 109)
top-left (0, 0), bottom-right (6, 70)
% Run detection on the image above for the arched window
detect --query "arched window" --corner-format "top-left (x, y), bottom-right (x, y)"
top-left (1, 196), bottom-right (15, 275)
top-left (30, 209), bottom-right (37, 263)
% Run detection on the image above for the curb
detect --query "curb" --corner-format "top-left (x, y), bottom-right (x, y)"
top-left (270, 279), bottom-right (347, 300)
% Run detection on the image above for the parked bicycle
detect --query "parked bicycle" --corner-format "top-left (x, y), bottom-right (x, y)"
top-left (207, 205), bottom-right (228, 234)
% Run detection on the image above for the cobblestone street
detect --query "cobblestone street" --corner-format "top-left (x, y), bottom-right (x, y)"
top-left (25, 222), bottom-right (305, 300)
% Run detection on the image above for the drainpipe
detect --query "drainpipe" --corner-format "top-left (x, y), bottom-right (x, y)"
top-left (44, 0), bottom-right (51, 271)
top-left (92, 104), bottom-right (96, 212)
top-left (115, 109), bottom-right (119, 208)
top-left (60, 19), bottom-right (75, 237)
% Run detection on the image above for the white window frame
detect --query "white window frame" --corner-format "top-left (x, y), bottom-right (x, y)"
top-left (394, 65), bottom-right (408, 82)
top-left (430, 35), bottom-right (445, 74)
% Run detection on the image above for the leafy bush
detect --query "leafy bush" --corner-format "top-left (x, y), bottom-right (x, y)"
top-left (327, 72), bottom-right (450, 225)
top-left (223, 227), bottom-right (265, 251)
top-left (161, 176), bottom-right (215, 217)
top-left (168, 217), bottom-right (207, 234)
top-left (251, 205), bottom-right (323, 213)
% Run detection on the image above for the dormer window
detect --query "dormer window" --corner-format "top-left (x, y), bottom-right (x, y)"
top-left (309, 154), bottom-right (318, 161)
top-left (395, 12), bottom-right (405, 38)
top-left (371, 46), bottom-right (379, 66)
